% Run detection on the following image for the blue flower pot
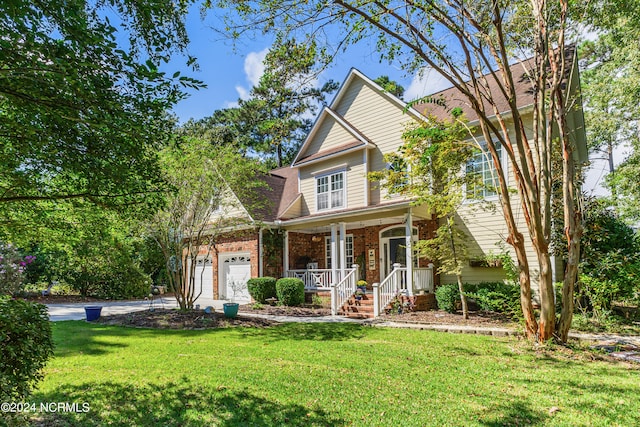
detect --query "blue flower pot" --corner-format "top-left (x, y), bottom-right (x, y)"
top-left (85, 306), bottom-right (103, 321)
top-left (223, 303), bottom-right (239, 318)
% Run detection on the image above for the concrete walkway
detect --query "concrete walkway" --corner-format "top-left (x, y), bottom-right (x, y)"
top-left (46, 300), bottom-right (640, 346)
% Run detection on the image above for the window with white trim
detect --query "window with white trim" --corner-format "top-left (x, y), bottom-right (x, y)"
top-left (325, 235), bottom-right (354, 269)
top-left (466, 141), bottom-right (502, 199)
top-left (316, 171), bottom-right (345, 211)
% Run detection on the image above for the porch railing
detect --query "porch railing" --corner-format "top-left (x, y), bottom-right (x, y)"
top-left (373, 263), bottom-right (434, 316)
top-left (331, 264), bottom-right (359, 316)
top-left (286, 269), bottom-right (335, 290)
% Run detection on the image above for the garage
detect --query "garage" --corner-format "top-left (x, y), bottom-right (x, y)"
top-left (193, 257), bottom-right (214, 299)
top-left (220, 254), bottom-right (252, 303)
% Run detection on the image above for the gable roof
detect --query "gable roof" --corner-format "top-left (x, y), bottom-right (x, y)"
top-left (291, 68), bottom-right (423, 167)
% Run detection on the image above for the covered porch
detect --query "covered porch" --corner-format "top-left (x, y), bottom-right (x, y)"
top-left (279, 204), bottom-right (438, 316)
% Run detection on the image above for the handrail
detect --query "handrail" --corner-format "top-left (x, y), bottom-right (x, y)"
top-left (286, 269), bottom-right (335, 289)
top-left (374, 264), bottom-right (434, 316)
top-left (331, 264), bottom-right (358, 315)
top-left (377, 263), bottom-right (404, 314)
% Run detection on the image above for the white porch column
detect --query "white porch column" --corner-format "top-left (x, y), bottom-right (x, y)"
top-left (330, 223), bottom-right (338, 285)
top-left (339, 222), bottom-right (347, 278)
top-left (283, 230), bottom-right (289, 274)
top-left (372, 282), bottom-right (380, 317)
top-left (405, 209), bottom-right (413, 296)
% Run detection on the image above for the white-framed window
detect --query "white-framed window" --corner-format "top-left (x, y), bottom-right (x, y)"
top-left (466, 141), bottom-right (502, 199)
top-left (325, 235), bottom-right (354, 269)
top-left (316, 171), bottom-right (345, 211)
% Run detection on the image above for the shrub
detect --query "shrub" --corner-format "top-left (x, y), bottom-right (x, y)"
top-left (275, 278), bottom-right (305, 306)
top-left (466, 281), bottom-right (522, 320)
top-left (0, 243), bottom-right (35, 296)
top-left (435, 283), bottom-right (459, 313)
top-left (0, 297), bottom-right (54, 403)
top-left (247, 277), bottom-right (277, 303)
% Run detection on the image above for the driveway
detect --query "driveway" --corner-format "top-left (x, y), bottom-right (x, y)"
top-left (46, 297), bottom-right (182, 321)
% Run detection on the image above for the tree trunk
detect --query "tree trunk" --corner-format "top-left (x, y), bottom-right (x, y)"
top-left (536, 250), bottom-right (556, 341)
top-left (510, 232), bottom-right (538, 339)
top-left (457, 274), bottom-right (469, 319)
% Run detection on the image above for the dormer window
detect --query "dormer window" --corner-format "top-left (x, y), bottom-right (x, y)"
top-left (316, 171), bottom-right (345, 211)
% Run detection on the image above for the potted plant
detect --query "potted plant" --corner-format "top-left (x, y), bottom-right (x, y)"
top-left (223, 280), bottom-right (243, 318)
top-left (357, 280), bottom-right (368, 293)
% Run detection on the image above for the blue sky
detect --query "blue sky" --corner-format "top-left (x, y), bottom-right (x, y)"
top-left (166, 6), bottom-right (452, 124)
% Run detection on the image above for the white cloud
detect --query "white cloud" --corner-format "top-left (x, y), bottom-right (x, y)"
top-left (244, 48), bottom-right (269, 86)
top-left (404, 68), bottom-right (453, 101)
top-left (232, 47), bottom-right (270, 101)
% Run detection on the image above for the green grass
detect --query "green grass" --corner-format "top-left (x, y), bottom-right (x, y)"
top-left (31, 321), bottom-right (639, 426)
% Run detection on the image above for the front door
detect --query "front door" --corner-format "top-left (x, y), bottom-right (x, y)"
top-left (379, 225), bottom-right (418, 282)
top-left (381, 237), bottom-right (407, 280)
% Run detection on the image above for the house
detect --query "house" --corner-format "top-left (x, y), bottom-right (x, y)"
top-left (194, 56), bottom-right (587, 317)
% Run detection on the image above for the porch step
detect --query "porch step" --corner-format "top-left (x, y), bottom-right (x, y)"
top-left (339, 293), bottom-right (375, 319)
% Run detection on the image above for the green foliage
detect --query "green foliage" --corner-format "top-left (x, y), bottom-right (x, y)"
top-left (578, 7), bottom-right (640, 223)
top-left (466, 282), bottom-right (522, 320)
top-left (311, 293), bottom-right (325, 307)
top-left (0, 297), bottom-right (54, 403)
top-left (370, 114), bottom-right (474, 280)
top-left (148, 140), bottom-right (266, 309)
top-left (275, 278), bottom-right (305, 306)
top-left (0, 243), bottom-right (35, 296)
top-left (0, 0), bottom-right (201, 216)
top-left (373, 75), bottom-right (405, 98)
top-left (247, 277), bottom-right (277, 303)
top-left (226, 39), bottom-right (338, 167)
top-left (574, 199), bottom-right (640, 315)
top-left (435, 284), bottom-right (460, 313)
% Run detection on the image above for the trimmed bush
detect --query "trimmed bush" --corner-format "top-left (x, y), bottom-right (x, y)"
top-left (435, 283), bottom-right (460, 313)
top-left (0, 297), bottom-right (54, 403)
top-left (275, 278), bottom-right (305, 306)
top-left (247, 277), bottom-right (277, 303)
top-left (466, 281), bottom-right (522, 320)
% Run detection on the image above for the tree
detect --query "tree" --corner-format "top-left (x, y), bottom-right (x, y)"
top-left (147, 139), bottom-right (265, 310)
top-left (11, 203), bottom-right (152, 299)
top-left (237, 38), bottom-right (339, 167)
top-left (216, 0), bottom-right (585, 342)
top-left (0, 0), bottom-right (201, 213)
top-left (577, 2), bottom-right (640, 223)
top-left (370, 111), bottom-right (475, 318)
top-left (374, 75), bottom-right (405, 99)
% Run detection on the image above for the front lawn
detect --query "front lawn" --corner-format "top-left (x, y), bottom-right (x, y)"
top-left (32, 321), bottom-right (639, 426)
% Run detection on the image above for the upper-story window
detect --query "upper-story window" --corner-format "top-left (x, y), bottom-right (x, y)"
top-left (466, 141), bottom-right (502, 200)
top-left (316, 171), bottom-right (345, 211)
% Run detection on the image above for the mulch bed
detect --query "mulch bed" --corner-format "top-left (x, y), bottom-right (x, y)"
top-left (239, 303), bottom-right (332, 317)
top-left (377, 309), bottom-right (519, 328)
top-left (97, 309), bottom-right (277, 329)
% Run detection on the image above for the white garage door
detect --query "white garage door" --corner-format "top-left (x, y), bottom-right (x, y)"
top-left (194, 258), bottom-right (213, 299)
top-left (221, 254), bottom-right (252, 303)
